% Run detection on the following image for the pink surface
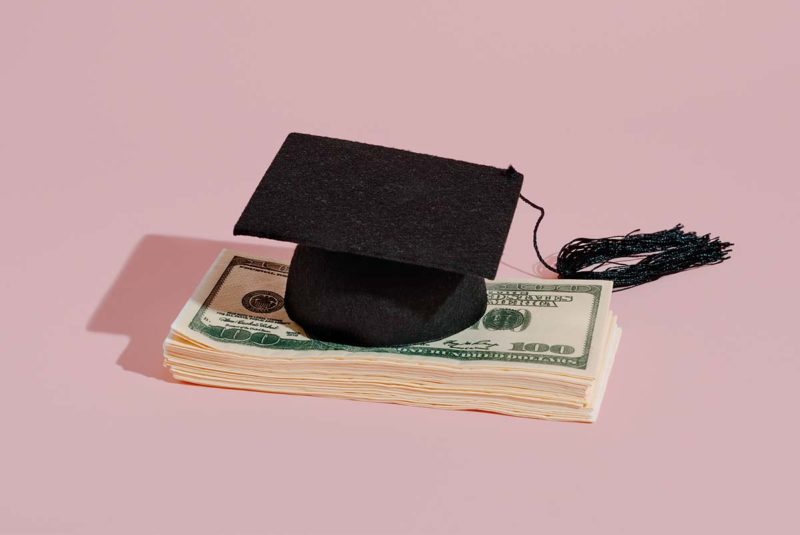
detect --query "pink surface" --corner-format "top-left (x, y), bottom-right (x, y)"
top-left (2, 2), bottom-right (797, 533)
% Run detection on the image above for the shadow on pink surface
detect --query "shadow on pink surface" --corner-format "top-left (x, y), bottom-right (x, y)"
top-left (88, 235), bottom-right (294, 381)
top-left (501, 257), bottom-right (561, 279)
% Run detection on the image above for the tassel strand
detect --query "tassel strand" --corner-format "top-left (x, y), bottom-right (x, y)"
top-left (519, 194), bottom-right (733, 291)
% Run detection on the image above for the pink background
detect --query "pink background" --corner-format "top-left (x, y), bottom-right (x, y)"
top-left (2, 2), bottom-right (798, 533)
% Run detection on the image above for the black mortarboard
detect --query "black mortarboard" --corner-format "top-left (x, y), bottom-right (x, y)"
top-left (235, 133), bottom-right (524, 346)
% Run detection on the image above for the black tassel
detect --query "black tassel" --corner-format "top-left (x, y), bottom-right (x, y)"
top-left (519, 195), bottom-right (733, 291)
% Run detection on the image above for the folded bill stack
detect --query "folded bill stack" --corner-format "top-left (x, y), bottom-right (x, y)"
top-left (163, 250), bottom-right (621, 422)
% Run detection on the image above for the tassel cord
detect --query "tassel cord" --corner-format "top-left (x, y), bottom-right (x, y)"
top-left (518, 194), bottom-right (560, 275)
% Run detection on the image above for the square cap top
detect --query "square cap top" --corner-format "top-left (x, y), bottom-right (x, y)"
top-left (234, 133), bottom-right (524, 279)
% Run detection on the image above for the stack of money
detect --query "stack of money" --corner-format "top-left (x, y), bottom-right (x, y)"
top-left (164, 250), bottom-right (621, 422)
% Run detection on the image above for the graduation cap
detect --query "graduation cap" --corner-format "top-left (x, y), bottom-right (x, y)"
top-left (234, 133), bottom-right (524, 346)
top-left (235, 132), bottom-right (733, 347)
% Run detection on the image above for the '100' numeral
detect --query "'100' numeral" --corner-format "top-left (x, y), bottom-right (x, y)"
top-left (510, 342), bottom-right (575, 355)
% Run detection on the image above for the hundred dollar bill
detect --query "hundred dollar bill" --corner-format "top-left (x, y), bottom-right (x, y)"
top-left (168, 250), bottom-right (614, 379)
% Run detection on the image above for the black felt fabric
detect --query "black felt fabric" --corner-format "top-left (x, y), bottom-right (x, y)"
top-left (234, 133), bottom-right (524, 279)
top-left (285, 246), bottom-right (488, 347)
